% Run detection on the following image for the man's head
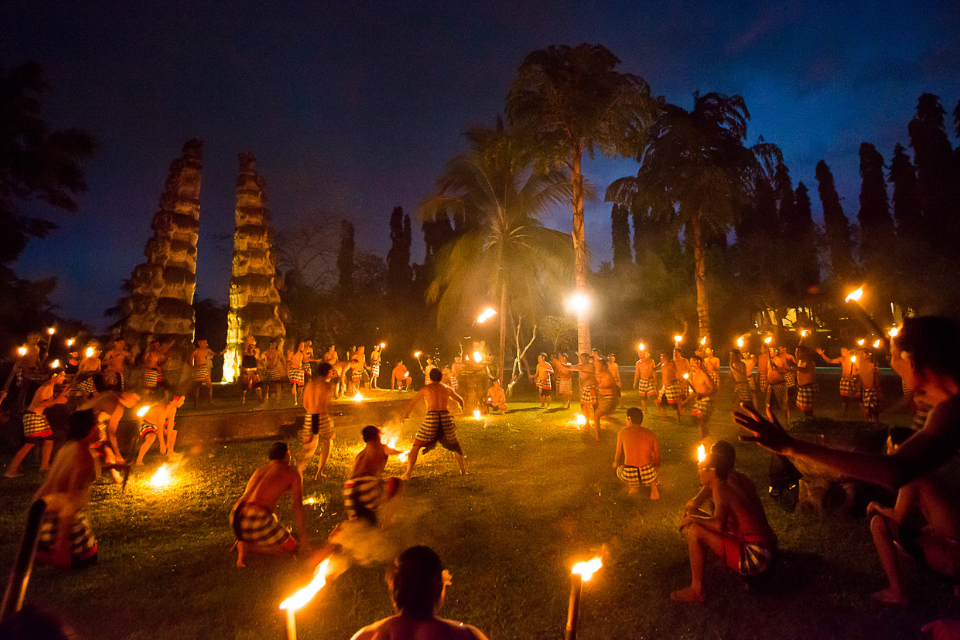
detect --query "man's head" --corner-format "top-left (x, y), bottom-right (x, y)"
top-left (711, 440), bottom-right (736, 469)
top-left (608, 354), bottom-right (616, 363)
top-left (660, 351), bottom-right (670, 362)
top-left (317, 362), bottom-right (333, 378)
top-left (579, 352), bottom-right (591, 364)
top-left (538, 353), bottom-right (546, 363)
top-left (705, 347), bottom-right (713, 357)
top-left (626, 406), bottom-right (643, 426)
top-left (67, 409), bottom-right (98, 442)
top-left (362, 425), bottom-right (381, 443)
top-left (493, 379), bottom-right (501, 388)
top-left (891, 316), bottom-right (960, 391)
top-left (730, 349), bottom-right (742, 361)
top-left (429, 368), bottom-right (442, 382)
top-left (674, 348), bottom-right (683, 357)
top-left (269, 340), bottom-right (277, 348)
top-left (690, 356), bottom-right (703, 370)
top-left (388, 546), bottom-right (445, 619)
top-left (197, 339), bottom-right (207, 348)
top-left (698, 448), bottom-right (734, 484)
top-left (268, 442), bottom-right (288, 461)
top-left (51, 370), bottom-right (66, 384)
top-left (454, 356), bottom-right (461, 363)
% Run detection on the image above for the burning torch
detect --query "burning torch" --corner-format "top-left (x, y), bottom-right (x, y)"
top-left (566, 557), bottom-right (602, 640)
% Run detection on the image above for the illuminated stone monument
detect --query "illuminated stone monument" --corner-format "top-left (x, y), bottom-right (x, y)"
top-left (222, 152), bottom-right (285, 382)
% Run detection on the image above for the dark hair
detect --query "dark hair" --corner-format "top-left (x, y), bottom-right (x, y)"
top-left (362, 425), bottom-right (381, 442)
top-left (711, 440), bottom-right (736, 468)
top-left (896, 316), bottom-right (960, 381)
top-left (705, 448), bottom-right (734, 481)
top-left (317, 362), bottom-right (333, 377)
top-left (388, 545), bottom-right (444, 619)
top-left (429, 368), bottom-right (442, 382)
top-left (730, 348), bottom-right (742, 359)
top-left (67, 410), bottom-right (97, 441)
top-left (268, 442), bottom-right (288, 461)
top-left (661, 351), bottom-right (670, 358)
top-left (690, 355), bottom-right (703, 365)
top-left (625, 407), bottom-right (643, 425)
top-left (887, 426), bottom-right (916, 448)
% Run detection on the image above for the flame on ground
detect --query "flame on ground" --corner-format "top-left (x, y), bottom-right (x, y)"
top-left (352, 392), bottom-right (364, 402)
top-left (697, 444), bottom-right (707, 463)
top-left (574, 414), bottom-right (587, 426)
top-left (572, 557), bottom-right (603, 581)
top-left (473, 409), bottom-right (481, 419)
top-left (150, 464), bottom-right (172, 488)
top-left (280, 558), bottom-right (332, 612)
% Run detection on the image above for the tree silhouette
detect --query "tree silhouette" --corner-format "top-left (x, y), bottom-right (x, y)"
top-left (908, 94), bottom-right (960, 251)
top-left (611, 203), bottom-right (632, 272)
top-left (815, 160), bottom-right (856, 283)
top-left (857, 143), bottom-right (895, 312)
top-left (888, 143), bottom-right (924, 242)
top-left (507, 43), bottom-right (655, 353)
top-left (336, 220), bottom-right (355, 299)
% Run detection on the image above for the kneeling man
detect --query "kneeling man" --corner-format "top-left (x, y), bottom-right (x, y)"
top-left (612, 407), bottom-right (660, 499)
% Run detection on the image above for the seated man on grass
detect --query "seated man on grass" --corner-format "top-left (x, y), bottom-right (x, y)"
top-left (672, 445), bottom-right (777, 602)
top-left (483, 379), bottom-right (507, 415)
top-left (867, 426), bottom-right (960, 604)
top-left (683, 441), bottom-right (769, 523)
top-left (350, 545), bottom-right (488, 640)
top-left (612, 407), bottom-right (660, 499)
top-left (230, 442), bottom-right (310, 567)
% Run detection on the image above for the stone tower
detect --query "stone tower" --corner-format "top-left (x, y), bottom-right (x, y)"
top-left (119, 139), bottom-right (202, 344)
top-left (222, 152), bottom-right (285, 382)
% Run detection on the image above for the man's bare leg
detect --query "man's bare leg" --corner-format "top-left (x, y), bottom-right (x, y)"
top-left (453, 451), bottom-right (466, 475)
top-left (166, 428), bottom-right (180, 461)
top-left (236, 541), bottom-right (289, 568)
top-left (5, 443), bottom-right (35, 477)
top-left (314, 438), bottom-right (331, 479)
top-left (870, 514), bottom-right (907, 604)
top-left (402, 445), bottom-right (423, 481)
top-left (671, 523), bottom-right (730, 602)
top-left (298, 437), bottom-right (319, 475)
top-left (136, 434), bottom-right (157, 465)
top-left (649, 483), bottom-right (659, 500)
top-left (40, 439), bottom-right (53, 472)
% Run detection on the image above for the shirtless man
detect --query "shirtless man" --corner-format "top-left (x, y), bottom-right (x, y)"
top-left (704, 347), bottom-right (721, 393)
top-left (674, 348), bottom-right (690, 408)
top-left (729, 349), bottom-right (754, 410)
top-left (350, 546), bottom-right (489, 640)
top-left (867, 427), bottom-right (960, 604)
top-left (634, 348), bottom-right (658, 413)
top-left (230, 441), bottom-right (309, 567)
top-left (608, 354), bottom-right (622, 388)
top-left (191, 339), bottom-right (218, 408)
top-left (483, 379), bottom-right (507, 414)
top-left (401, 368), bottom-right (466, 480)
top-left (73, 344), bottom-right (103, 398)
top-left (80, 390), bottom-right (140, 465)
top-left (659, 351), bottom-right (683, 423)
top-left (34, 410), bottom-right (123, 568)
top-left (859, 348), bottom-right (882, 426)
top-left (135, 394), bottom-right (184, 465)
top-left (287, 342), bottom-right (306, 405)
top-left (534, 353), bottom-right (554, 408)
top-left (766, 347), bottom-right (791, 423)
top-left (818, 345), bottom-right (860, 417)
top-left (683, 441), bottom-right (769, 525)
top-left (302, 341), bottom-right (317, 380)
top-left (672, 446), bottom-right (777, 602)
top-left (298, 362), bottom-right (336, 479)
top-left (795, 345), bottom-right (818, 417)
top-left (343, 425), bottom-right (404, 525)
top-left (323, 344), bottom-right (339, 366)
top-left (743, 349), bottom-right (758, 402)
top-left (685, 356), bottom-right (716, 440)
top-left (350, 346), bottom-right (367, 393)
top-left (570, 352), bottom-right (599, 438)
top-left (551, 353), bottom-right (574, 409)
top-left (240, 336), bottom-right (262, 404)
top-left (392, 360), bottom-right (411, 390)
top-left (613, 407), bottom-right (660, 499)
top-left (593, 354), bottom-right (622, 436)
top-left (5, 370), bottom-right (68, 477)
top-left (140, 341), bottom-right (165, 396)
top-left (261, 340), bottom-right (284, 401)
top-left (757, 343), bottom-right (771, 401)
top-left (370, 344), bottom-right (384, 389)
top-left (102, 340), bottom-right (132, 392)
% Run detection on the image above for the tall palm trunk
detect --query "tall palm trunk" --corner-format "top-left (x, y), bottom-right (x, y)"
top-left (571, 148), bottom-right (591, 354)
top-left (498, 283), bottom-right (507, 382)
top-left (692, 209), bottom-right (711, 342)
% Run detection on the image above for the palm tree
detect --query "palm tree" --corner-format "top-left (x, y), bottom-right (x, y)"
top-left (608, 92), bottom-right (756, 343)
top-left (507, 44), bottom-right (655, 354)
top-left (420, 119), bottom-right (574, 376)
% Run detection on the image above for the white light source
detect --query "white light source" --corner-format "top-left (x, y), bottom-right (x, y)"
top-left (565, 292), bottom-right (591, 315)
top-left (476, 308), bottom-right (497, 324)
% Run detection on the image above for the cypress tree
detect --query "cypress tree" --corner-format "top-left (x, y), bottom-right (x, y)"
top-left (793, 182), bottom-right (820, 290)
top-left (857, 143), bottom-right (895, 296)
top-left (386, 206), bottom-right (412, 294)
top-left (337, 220), bottom-right (355, 298)
top-left (888, 143), bottom-right (924, 241)
top-left (773, 159), bottom-right (796, 240)
top-left (611, 203), bottom-right (632, 271)
top-left (815, 160), bottom-right (856, 282)
top-left (908, 94), bottom-right (960, 250)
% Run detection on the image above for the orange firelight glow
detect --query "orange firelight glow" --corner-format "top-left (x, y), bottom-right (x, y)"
top-left (697, 444), bottom-right (707, 463)
top-left (136, 406), bottom-right (151, 418)
top-left (873, 339), bottom-right (882, 348)
top-left (280, 559), bottom-right (333, 612)
top-left (47, 327), bottom-right (55, 335)
top-left (763, 336), bottom-right (773, 345)
top-left (851, 355), bottom-right (858, 363)
top-left (736, 337), bottom-right (744, 348)
top-left (845, 287), bottom-right (864, 303)
top-left (352, 392), bottom-right (364, 403)
top-left (574, 413), bottom-right (587, 426)
top-left (857, 339), bottom-right (865, 346)
top-left (17, 347), bottom-right (26, 356)
top-left (380, 342), bottom-right (386, 349)
top-left (472, 350), bottom-right (483, 363)
top-left (800, 330), bottom-right (810, 337)
top-left (476, 308), bottom-right (497, 324)
top-left (673, 335), bottom-right (683, 343)
top-left (700, 337), bottom-right (707, 346)
top-left (473, 409), bottom-right (481, 419)
top-left (85, 347), bottom-right (94, 358)
top-left (150, 464), bottom-right (172, 488)
top-left (50, 359), bottom-right (60, 369)
top-left (414, 351), bottom-right (421, 358)
top-left (637, 342), bottom-right (645, 352)
top-left (66, 338), bottom-right (75, 347)
top-left (888, 327), bottom-right (899, 338)
top-left (571, 557), bottom-right (603, 581)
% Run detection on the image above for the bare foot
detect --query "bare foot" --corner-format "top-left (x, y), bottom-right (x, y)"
top-left (871, 589), bottom-right (906, 604)
top-left (401, 474), bottom-right (413, 481)
top-left (650, 485), bottom-right (660, 500)
top-left (670, 587), bottom-right (704, 603)
top-left (167, 452), bottom-right (183, 462)
top-left (627, 487), bottom-right (638, 496)
top-left (315, 468), bottom-right (327, 479)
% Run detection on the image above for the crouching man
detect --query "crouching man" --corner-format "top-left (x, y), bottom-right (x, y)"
top-left (672, 445), bottom-right (777, 602)
top-left (344, 426), bottom-right (404, 525)
top-left (230, 442), bottom-right (310, 567)
top-left (612, 407), bottom-right (660, 499)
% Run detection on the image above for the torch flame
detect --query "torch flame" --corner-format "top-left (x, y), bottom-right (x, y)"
top-left (800, 330), bottom-right (809, 337)
top-left (697, 444), bottom-right (707, 463)
top-left (574, 413), bottom-right (587, 426)
top-left (572, 557), bottom-right (603, 582)
top-left (476, 308), bottom-right (497, 324)
top-left (150, 464), bottom-right (172, 488)
top-left (472, 350), bottom-right (483, 363)
top-left (136, 405), bottom-right (151, 418)
top-left (845, 287), bottom-right (864, 303)
top-left (473, 409), bottom-right (481, 419)
top-left (50, 359), bottom-right (60, 369)
top-left (66, 338), bottom-right (75, 347)
top-left (851, 355), bottom-right (858, 363)
top-left (85, 347), bottom-right (94, 358)
top-left (352, 392), bottom-right (364, 403)
top-left (637, 342), bottom-right (645, 351)
top-left (380, 342), bottom-right (386, 348)
top-left (414, 351), bottom-right (421, 358)
top-left (763, 336), bottom-right (772, 345)
top-left (683, 373), bottom-right (689, 379)
top-left (857, 339), bottom-right (865, 346)
top-left (17, 347), bottom-right (26, 356)
top-left (280, 558), bottom-right (333, 612)
top-left (873, 339), bottom-right (882, 348)
top-left (736, 337), bottom-right (744, 348)
top-left (47, 327), bottom-right (56, 335)
top-left (888, 327), bottom-right (899, 338)
top-left (673, 335), bottom-right (683, 343)
top-left (700, 337), bottom-right (706, 346)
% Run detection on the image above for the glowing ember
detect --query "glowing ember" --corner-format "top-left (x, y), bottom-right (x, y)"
top-left (476, 307), bottom-right (497, 323)
top-left (736, 337), bottom-right (744, 348)
top-left (136, 405), bottom-right (151, 418)
top-left (845, 287), bottom-right (864, 303)
top-left (472, 350), bottom-right (483, 363)
top-left (857, 339), bottom-right (865, 346)
top-left (673, 334), bottom-right (683, 343)
top-left (281, 559), bottom-right (333, 612)
top-left (380, 342), bottom-right (386, 348)
top-left (49, 359), bottom-right (60, 369)
top-left (85, 347), bottom-right (94, 358)
top-left (637, 342), bottom-right (645, 351)
top-left (571, 557), bottom-right (603, 581)
top-left (473, 409), bottom-right (481, 419)
top-left (17, 347), bottom-right (26, 356)
top-left (352, 392), bottom-right (364, 403)
top-left (683, 373), bottom-right (689, 379)
top-left (66, 338), bottom-right (75, 347)
top-left (47, 327), bottom-right (55, 335)
top-left (414, 351), bottom-right (421, 358)
top-left (700, 337), bottom-right (707, 345)
top-left (150, 464), bottom-right (172, 488)
top-left (800, 330), bottom-right (809, 337)
top-left (888, 327), bottom-right (899, 338)
top-left (851, 355), bottom-right (858, 363)
top-left (574, 413), bottom-right (587, 426)
top-left (697, 444), bottom-right (707, 463)
top-left (763, 336), bottom-right (772, 345)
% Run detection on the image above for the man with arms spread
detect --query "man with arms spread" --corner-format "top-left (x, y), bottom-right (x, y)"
top-left (613, 407), bottom-right (660, 499)
top-left (350, 546), bottom-right (488, 640)
top-left (298, 362), bottom-right (336, 479)
top-left (817, 345), bottom-right (860, 417)
top-left (343, 425), bottom-right (404, 525)
top-left (672, 445), bottom-right (777, 602)
top-left (569, 352), bottom-right (599, 439)
top-left (551, 353), bottom-right (574, 409)
top-left (593, 353), bottom-right (621, 436)
top-left (5, 370), bottom-right (68, 478)
top-left (634, 347), bottom-right (658, 413)
top-left (231, 441), bottom-right (309, 567)
top-left (401, 368), bottom-right (466, 480)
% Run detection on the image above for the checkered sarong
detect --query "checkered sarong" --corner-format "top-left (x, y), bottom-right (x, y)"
top-left (289, 367), bottom-right (304, 385)
top-left (23, 411), bottom-right (52, 438)
top-left (194, 365), bottom-right (208, 381)
top-left (637, 376), bottom-right (656, 397)
top-left (840, 375), bottom-right (861, 399)
top-left (413, 410), bottom-right (462, 454)
top-left (901, 378), bottom-right (910, 395)
top-left (37, 510), bottom-right (97, 560)
top-left (299, 413), bottom-right (334, 442)
top-left (139, 419), bottom-right (157, 438)
top-left (557, 378), bottom-right (572, 395)
top-left (598, 394), bottom-right (619, 414)
top-left (662, 380), bottom-right (683, 404)
top-left (735, 382), bottom-right (753, 403)
top-left (537, 378), bottom-right (552, 391)
top-left (263, 367), bottom-right (282, 382)
top-left (229, 503), bottom-right (291, 546)
top-left (580, 384), bottom-right (596, 403)
top-left (785, 372), bottom-right (797, 389)
top-left (862, 388), bottom-right (881, 415)
top-left (142, 368), bottom-right (158, 389)
top-left (766, 382), bottom-right (787, 410)
top-left (616, 463), bottom-right (660, 488)
top-left (343, 475), bottom-right (401, 524)
top-left (372, 364), bottom-right (380, 378)
top-left (758, 373), bottom-right (768, 393)
top-left (74, 377), bottom-right (97, 396)
top-left (739, 535), bottom-right (774, 576)
top-left (797, 382), bottom-right (819, 412)
top-left (709, 372), bottom-right (721, 391)
top-left (693, 395), bottom-right (714, 419)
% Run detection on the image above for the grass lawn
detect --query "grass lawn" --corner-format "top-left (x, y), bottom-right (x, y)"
top-left (3, 377), bottom-right (960, 639)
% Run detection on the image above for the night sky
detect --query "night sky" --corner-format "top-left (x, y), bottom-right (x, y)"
top-left (2, 1), bottom-right (958, 330)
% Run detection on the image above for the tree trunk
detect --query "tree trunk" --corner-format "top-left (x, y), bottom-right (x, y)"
top-left (692, 210), bottom-right (711, 342)
top-left (571, 148), bottom-right (591, 355)
top-left (498, 283), bottom-right (507, 383)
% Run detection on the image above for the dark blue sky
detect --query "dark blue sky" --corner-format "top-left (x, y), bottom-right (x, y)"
top-left (2, 1), bottom-right (958, 330)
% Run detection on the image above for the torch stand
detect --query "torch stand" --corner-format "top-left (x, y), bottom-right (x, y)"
top-left (565, 574), bottom-right (583, 640)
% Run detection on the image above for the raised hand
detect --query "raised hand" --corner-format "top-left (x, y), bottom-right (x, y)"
top-left (734, 403), bottom-right (792, 454)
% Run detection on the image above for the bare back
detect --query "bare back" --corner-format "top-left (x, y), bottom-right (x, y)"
top-left (237, 461), bottom-right (301, 512)
top-left (618, 425), bottom-right (659, 468)
top-left (303, 377), bottom-right (332, 414)
top-left (351, 614), bottom-right (488, 640)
